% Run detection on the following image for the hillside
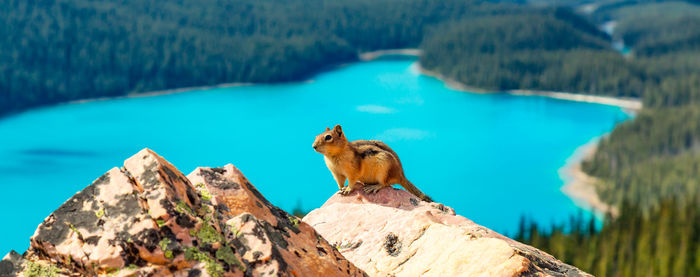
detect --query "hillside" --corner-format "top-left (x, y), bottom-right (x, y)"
top-left (418, 10), bottom-right (639, 96)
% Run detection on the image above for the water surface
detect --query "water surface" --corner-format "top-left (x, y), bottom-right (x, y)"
top-left (0, 57), bottom-right (629, 253)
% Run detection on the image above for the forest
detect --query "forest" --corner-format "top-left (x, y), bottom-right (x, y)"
top-left (3, 0), bottom-right (700, 275)
top-left (578, 1), bottom-right (700, 211)
top-left (518, 198), bottom-right (700, 276)
top-left (0, 0), bottom-right (522, 116)
top-left (419, 5), bottom-right (700, 101)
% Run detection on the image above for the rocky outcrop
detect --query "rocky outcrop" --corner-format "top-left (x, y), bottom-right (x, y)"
top-left (1, 148), bottom-right (589, 277)
top-left (1, 149), bottom-right (364, 277)
top-left (303, 188), bottom-right (590, 277)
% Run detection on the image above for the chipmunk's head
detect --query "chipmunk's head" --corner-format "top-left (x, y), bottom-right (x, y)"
top-left (313, 125), bottom-right (347, 155)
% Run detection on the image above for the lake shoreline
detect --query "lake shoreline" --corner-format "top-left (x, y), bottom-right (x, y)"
top-left (67, 49), bottom-right (424, 106)
top-left (414, 62), bottom-right (637, 218)
top-left (508, 90), bottom-right (641, 112)
top-left (559, 139), bottom-right (619, 218)
top-left (415, 64), bottom-right (643, 111)
top-left (415, 64), bottom-right (495, 93)
top-left (72, 48), bottom-right (642, 112)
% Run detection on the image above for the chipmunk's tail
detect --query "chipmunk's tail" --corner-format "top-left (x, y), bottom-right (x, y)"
top-left (400, 178), bottom-right (433, 202)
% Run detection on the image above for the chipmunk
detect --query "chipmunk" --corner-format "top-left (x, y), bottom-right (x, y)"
top-left (312, 125), bottom-right (432, 202)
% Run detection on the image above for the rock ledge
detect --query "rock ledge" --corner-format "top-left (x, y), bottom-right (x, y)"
top-left (303, 187), bottom-right (590, 277)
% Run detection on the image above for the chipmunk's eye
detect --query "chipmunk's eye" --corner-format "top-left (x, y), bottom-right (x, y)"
top-left (325, 135), bottom-right (332, 141)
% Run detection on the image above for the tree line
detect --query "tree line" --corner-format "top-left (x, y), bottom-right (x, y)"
top-left (518, 198), bottom-right (700, 277)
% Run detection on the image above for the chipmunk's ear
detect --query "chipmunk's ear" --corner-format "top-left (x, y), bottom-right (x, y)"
top-left (333, 124), bottom-right (343, 135)
top-left (325, 127), bottom-right (330, 131)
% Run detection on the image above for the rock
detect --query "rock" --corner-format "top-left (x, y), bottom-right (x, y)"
top-left (187, 165), bottom-right (365, 277)
top-left (0, 251), bottom-right (25, 276)
top-left (303, 187), bottom-right (591, 277)
top-left (6, 149), bottom-right (364, 277)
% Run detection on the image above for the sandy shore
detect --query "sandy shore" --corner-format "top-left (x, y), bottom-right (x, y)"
top-left (509, 89), bottom-right (642, 112)
top-left (560, 139), bottom-right (619, 218)
top-left (358, 48), bottom-right (422, 61)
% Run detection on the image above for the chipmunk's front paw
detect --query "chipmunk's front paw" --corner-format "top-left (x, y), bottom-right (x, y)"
top-left (340, 186), bottom-right (354, 195)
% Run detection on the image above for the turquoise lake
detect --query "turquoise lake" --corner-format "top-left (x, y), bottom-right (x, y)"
top-left (0, 57), bottom-right (630, 254)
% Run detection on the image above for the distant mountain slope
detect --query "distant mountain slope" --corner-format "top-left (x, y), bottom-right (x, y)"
top-left (418, 11), bottom-right (647, 96)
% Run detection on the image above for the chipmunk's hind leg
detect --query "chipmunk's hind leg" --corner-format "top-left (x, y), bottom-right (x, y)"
top-left (363, 183), bottom-right (384, 194)
top-left (363, 162), bottom-right (392, 194)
